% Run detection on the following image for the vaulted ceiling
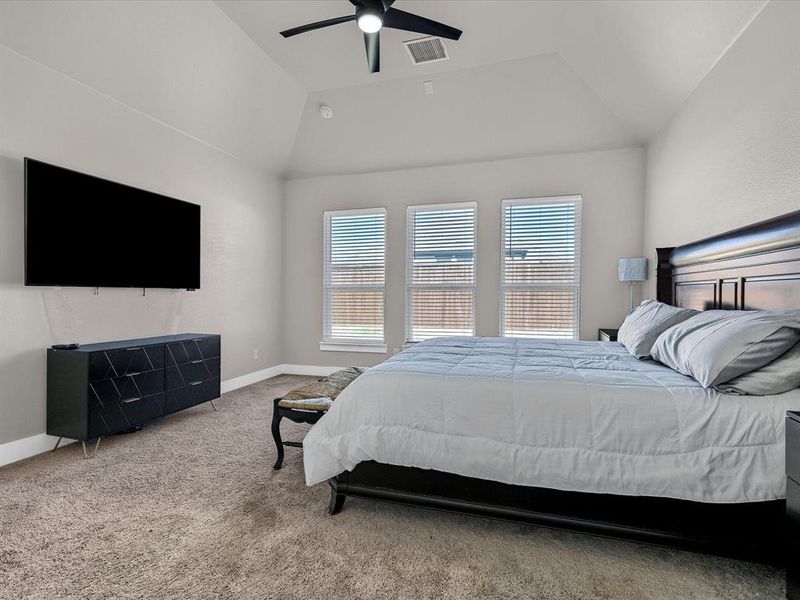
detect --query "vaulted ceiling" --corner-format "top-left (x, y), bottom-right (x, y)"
top-left (218, 0), bottom-right (766, 177)
top-left (1, 0), bottom-right (768, 177)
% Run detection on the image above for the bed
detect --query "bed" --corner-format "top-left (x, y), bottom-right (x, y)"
top-left (305, 336), bottom-right (800, 502)
top-left (304, 209), bottom-right (800, 559)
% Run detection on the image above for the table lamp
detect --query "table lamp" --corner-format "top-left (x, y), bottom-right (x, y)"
top-left (618, 258), bottom-right (648, 313)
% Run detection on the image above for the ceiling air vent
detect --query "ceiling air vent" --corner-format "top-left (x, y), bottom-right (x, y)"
top-left (403, 36), bottom-right (449, 65)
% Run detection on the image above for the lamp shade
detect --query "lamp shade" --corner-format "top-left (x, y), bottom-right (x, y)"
top-left (618, 257), bottom-right (648, 282)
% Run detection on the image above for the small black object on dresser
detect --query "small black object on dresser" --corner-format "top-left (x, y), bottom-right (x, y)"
top-left (47, 334), bottom-right (220, 458)
top-left (788, 411), bottom-right (800, 600)
top-left (597, 328), bottom-right (619, 342)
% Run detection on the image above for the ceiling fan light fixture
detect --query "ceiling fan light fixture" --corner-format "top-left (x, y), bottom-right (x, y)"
top-left (357, 9), bottom-right (383, 33)
top-left (280, 1), bottom-right (463, 74)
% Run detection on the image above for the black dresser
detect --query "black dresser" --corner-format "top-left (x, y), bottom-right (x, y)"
top-left (788, 411), bottom-right (800, 600)
top-left (47, 334), bottom-right (220, 456)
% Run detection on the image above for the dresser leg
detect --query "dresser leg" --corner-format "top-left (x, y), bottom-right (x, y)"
top-left (51, 437), bottom-right (62, 452)
top-left (208, 399), bottom-right (218, 412)
top-left (81, 438), bottom-right (101, 459)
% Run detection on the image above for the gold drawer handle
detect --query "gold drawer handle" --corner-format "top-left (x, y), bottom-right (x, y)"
top-left (127, 372), bottom-right (142, 377)
top-left (121, 397), bottom-right (142, 404)
top-left (189, 381), bottom-right (203, 386)
top-left (190, 360), bottom-right (203, 364)
top-left (126, 347), bottom-right (143, 351)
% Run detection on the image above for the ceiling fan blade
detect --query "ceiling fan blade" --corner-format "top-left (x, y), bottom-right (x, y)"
top-left (280, 15), bottom-right (356, 38)
top-left (349, 0), bottom-right (390, 7)
top-left (364, 31), bottom-right (380, 73)
top-left (382, 8), bottom-right (462, 41)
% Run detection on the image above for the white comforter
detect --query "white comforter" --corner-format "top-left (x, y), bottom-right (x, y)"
top-left (303, 337), bottom-right (800, 503)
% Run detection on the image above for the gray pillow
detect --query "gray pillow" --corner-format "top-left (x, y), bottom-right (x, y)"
top-left (617, 299), bottom-right (698, 359)
top-left (650, 310), bottom-right (800, 388)
top-left (716, 342), bottom-right (800, 396)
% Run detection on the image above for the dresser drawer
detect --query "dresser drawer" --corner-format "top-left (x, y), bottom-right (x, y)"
top-left (167, 340), bottom-right (203, 365)
top-left (165, 378), bottom-right (220, 414)
top-left (89, 346), bottom-right (164, 380)
top-left (89, 370), bottom-right (164, 408)
top-left (166, 362), bottom-right (216, 390)
top-left (90, 346), bottom-right (164, 380)
top-left (89, 392), bottom-right (165, 437)
top-left (179, 360), bottom-right (213, 385)
top-left (196, 336), bottom-right (220, 359)
top-left (788, 415), bottom-right (800, 484)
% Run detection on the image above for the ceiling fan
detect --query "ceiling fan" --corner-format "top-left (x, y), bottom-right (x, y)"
top-left (279, 0), bottom-right (462, 73)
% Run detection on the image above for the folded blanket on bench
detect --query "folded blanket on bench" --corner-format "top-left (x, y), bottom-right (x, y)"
top-left (278, 367), bottom-right (367, 412)
top-left (278, 397), bottom-right (334, 411)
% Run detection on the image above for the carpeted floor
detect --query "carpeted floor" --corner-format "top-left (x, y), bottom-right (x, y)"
top-left (0, 375), bottom-right (785, 600)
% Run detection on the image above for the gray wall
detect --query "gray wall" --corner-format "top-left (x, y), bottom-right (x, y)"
top-left (286, 53), bottom-right (639, 178)
top-left (643, 1), bottom-right (800, 296)
top-left (0, 46), bottom-right (284, 444)
top-left (283, 147), bottom-right (646, 367)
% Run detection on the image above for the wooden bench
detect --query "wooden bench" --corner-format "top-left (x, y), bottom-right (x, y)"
top-left (271, 367), bottom-right (366, 469)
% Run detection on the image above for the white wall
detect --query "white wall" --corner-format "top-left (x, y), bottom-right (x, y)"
top-left (0, 0), bottom-right (306, 172)
top-left (0, 45), bottom-right (284, 444)
top-left (283, 147), bottom-right (646, 367)
top-left (642, 0), bottom-right (800, 295)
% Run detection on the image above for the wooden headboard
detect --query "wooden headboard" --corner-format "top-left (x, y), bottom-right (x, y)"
top-left (656, 210), bottom-right (800, 311)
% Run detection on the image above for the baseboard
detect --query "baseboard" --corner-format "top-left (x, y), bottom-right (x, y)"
top-left (220, 364), bottom-right (285, 394)
top-left (0, 363), bottom-right (342, 467)
top-left (220, 364), bottom-right (339, 393)
top-left (0, 433), bottom-right (76, 467)
top-left (280, 364), bottom-right (340, 376)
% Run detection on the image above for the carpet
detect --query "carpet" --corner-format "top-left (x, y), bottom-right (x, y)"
top-left (0, 375), bottom-right (784, 599)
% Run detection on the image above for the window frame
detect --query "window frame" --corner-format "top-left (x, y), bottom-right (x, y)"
top-left (405, 201), bottom-right (478, 343)
top-left (500, 195), bottom-right (582, 340)
top-left (321, 207), bottom-right (387, 353)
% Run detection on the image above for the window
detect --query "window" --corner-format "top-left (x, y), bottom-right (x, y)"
top-left (322, 208), bottom-right (386, 352)
top-left (501, 196), bottom-right (582, 339)
top-left (406, 202), bottom-right (476, 342)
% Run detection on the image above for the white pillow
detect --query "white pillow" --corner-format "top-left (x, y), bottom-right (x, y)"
top-left (650, 310), bottom-right (800, 388)
top-left (617, 299), bottom-right (698, 359)
top-left (716, 342), bottom-right (800, 396)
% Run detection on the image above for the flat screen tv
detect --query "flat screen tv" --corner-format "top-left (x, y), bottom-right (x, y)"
top-left (25, 158), bottom-right (200, 289)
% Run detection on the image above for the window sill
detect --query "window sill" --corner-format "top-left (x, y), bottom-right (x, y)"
top-left (319, 342), bottom-right (388, 354)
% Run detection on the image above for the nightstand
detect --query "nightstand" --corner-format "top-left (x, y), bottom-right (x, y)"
top-left (788, 411), bottom-right (800, 600)
top-left (598, 328), bottom-right (619, 342)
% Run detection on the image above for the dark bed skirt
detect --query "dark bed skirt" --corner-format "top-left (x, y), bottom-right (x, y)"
top-left (328, 461), bottom-right (785, 563)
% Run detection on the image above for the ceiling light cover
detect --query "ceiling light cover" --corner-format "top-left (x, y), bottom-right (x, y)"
top-left (357, 13), bottom-right (382, 34)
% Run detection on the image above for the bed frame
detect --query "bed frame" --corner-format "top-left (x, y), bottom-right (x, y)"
top-left (326, 209), bottom-right (800, 561)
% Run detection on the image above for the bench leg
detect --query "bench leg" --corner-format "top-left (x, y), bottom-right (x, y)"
top-left (271, 398), bottom-right (284, 470)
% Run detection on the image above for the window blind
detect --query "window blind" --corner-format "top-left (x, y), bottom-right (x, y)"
top-left (323, 208), bottom-right (386, 345)
top-left (501, 196), bottom-right (582, 339)
top-left (406, 203), bottom-right (476, 342)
